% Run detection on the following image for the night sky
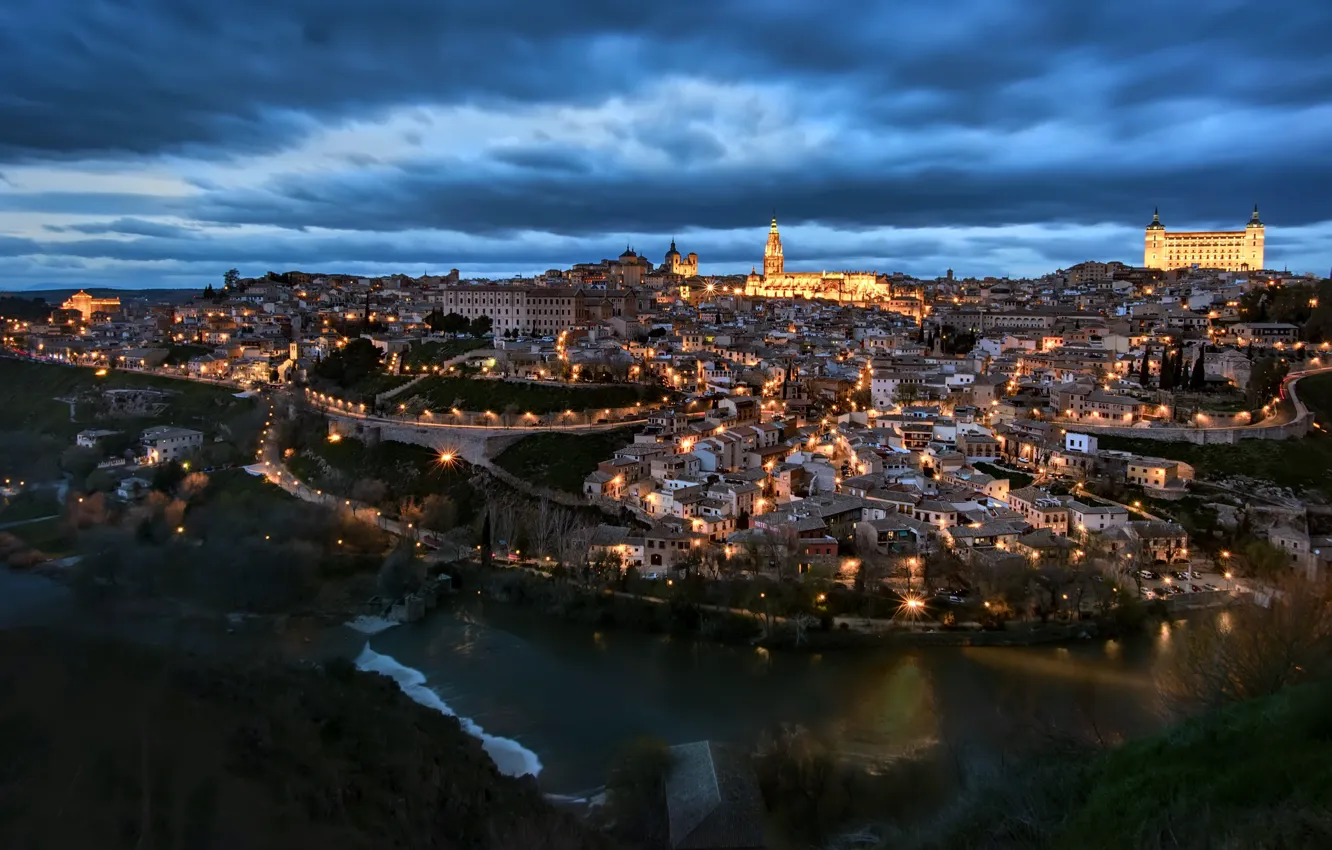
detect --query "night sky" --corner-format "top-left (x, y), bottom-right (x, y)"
top-left (1, 0), bottom-right (1330, 289)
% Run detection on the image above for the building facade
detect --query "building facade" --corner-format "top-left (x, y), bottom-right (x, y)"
top-left (61, 290), bottom-right (122, 321)
top-left (1143, 207), bottom-right (1265, 272)
top-left (743, 218), bottom-right (892, 303)
top-left (141, 426), bottom-right (203, 464)
top-left (432, 286), bottom-right (636, 335)
top-left (662, 240), bottom-right (698, 277)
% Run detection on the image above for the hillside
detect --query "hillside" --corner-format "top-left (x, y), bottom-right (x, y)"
top-left (901, 681), bottom-right (1332, 849)
top-left (0, 629), bottom-right (611, 850)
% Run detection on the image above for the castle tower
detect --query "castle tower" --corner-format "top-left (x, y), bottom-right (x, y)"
top-left (1243, 204), bottom-right (1265, 271)
top-left (763, 217), bottom-right (784, 277)
top-left (1143, 207), bottom-right (1165, 268)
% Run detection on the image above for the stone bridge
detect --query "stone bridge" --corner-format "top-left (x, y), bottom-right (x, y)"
top-left (325, 411), bottom-right (644, 464)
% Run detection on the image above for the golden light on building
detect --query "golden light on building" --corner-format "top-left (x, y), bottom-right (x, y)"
top-left (1143, 206), bottom-right (1264, 272)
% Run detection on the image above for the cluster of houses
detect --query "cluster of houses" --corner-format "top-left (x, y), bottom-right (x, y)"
top-left (9, 239), bottom-right (1327, 583)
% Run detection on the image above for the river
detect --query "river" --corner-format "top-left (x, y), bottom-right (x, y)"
top-left (0, 566), bottom-right (1182, 797)
top-left (357, 597), bottom-right (1181, 795)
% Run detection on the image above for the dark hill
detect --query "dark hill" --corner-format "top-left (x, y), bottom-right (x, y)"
top-left (0, 629), bottom-right (611, 850)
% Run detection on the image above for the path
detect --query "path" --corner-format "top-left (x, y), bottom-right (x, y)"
top-left (0, 514), bottom-right (60, 531)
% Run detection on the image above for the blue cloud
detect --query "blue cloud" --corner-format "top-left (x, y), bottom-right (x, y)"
top-left (0, 0), bottom-right (1328, 287)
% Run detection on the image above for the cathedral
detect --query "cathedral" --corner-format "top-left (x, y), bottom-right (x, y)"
top-left (663, 239), bottom-right (698, 277)
top-left (743, 217), bottom-right (891, 303)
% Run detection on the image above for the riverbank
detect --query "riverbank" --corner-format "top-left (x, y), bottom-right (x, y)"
top-left (455, 561), bottom-right (1187, 651)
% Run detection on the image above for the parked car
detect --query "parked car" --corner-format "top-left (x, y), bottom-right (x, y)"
top-left (1138, 570), bottom-right (1157, 580)
top-left (1191, 584), bottom-right (1202, 592)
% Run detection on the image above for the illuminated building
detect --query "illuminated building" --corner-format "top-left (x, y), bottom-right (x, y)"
top-left (1143, 206), bottom-right (1264, 272)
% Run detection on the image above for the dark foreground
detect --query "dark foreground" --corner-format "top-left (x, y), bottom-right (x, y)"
top-left (0, 629), bottom-right (609, 850)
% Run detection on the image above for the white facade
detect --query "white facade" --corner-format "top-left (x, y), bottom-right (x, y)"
top-left (141, 426), bottom-right (203, 463)
top-left (1064, 432), bottom-right (1098, 454)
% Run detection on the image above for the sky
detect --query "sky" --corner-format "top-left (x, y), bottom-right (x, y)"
top-left (1, 0), bottom-right (1330, 291)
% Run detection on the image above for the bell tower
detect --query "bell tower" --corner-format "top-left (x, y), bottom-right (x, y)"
top-left (763, 217), bottom-right (784, 277)
top-left (1144, 207), bottom-right (1166, 269)
top-left (1243, 204), bottom-right (1264, 271)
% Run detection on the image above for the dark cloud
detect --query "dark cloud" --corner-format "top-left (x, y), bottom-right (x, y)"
top-left (188, 154), bottom-right (1332, 237)
top-left (1, 0), bottom-right (1328, 161)
top-left (53, 217), bottom-right (195, 238)
top-left (0, 0), bottom-right (1330, 286)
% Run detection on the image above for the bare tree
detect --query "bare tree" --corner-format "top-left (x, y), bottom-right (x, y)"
top-left (555, 518), bottom-right (596, 571)
top-left (530, 498), bottom-right (565, 559)
top-left (1157, 575), bottom-right (1332, 717)
top-left (350, 477), bottom-right (389, 506)
top-left (792, 613), bottom-right (818, 646)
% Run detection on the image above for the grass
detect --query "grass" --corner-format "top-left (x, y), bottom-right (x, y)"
top-left (900, 681), bottom-right (1332, 850)
top-left (0, 357), bottom-right (256, 442)
top-left (973, 461), bottom-right (1034, 489)
top-left (288, 430), bottom-right (480, 521)
top-left (0, 489), bottom-right (61, 523)
top-left (205, 468), bottom-right (297, 503)
top-left (1060, 682), bottom-right (1332, 848)
top-left (410, 376), bottom-right (657, 415)
top-left (401, 338), bottom-right (488, 367)
top-left (6, 517), bottom-right (76, 556)
top-left (343, 372), bottom-right (416, 398)
top-left (1092, 371), bottom-right (1332, 499)
top-left (494, 427), bottom-right (640, 493)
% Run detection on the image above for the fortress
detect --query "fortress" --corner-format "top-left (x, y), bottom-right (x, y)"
top-left (743, 218), bottom-right (893, 303)
top-left (1143, 206), bottom-right (1265, 272)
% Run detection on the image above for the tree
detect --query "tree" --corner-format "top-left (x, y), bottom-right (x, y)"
top-left (202, 283), bottom-right (215, 300)
top-left (1172, 347), bottom-right (1186, 388)
top-left (1159, 348), bottom-right (1175, 390)
top-left (602, 738), bottom-right (674, 848)
top-left (1139, 345), bottom-right (1152, 386)
top-left (1157, 574), bottom-right (1332, 717)
top-left (893, 383), bottom-right (924, 406)
top-left (313, 338), bottom-right (382, 389)
top-left (151, 460), bottom-right (186, 493)
top-left (85, 469), bottom-right (115, 493)
top-left (61, 446), bottom-right (103, 481)
top-left (1241, 538), bottom-right (1292, 581)
top-left (1246, 356), bottom-right (1290, 407)
top-left (469, 315), bottom-right (493, 337)
top-left (480, 511), bottom-right (493, 568)
top-left (223, 268), bottom-right (240, 290)
top-left (377, 543), bottom-right (425, 599)
top-left (424, 307), bottom-right (446, 333)
top-left (1190, 347), bottom-right (1206, 389)
top-left (350, 477), bottom-right (389, 506)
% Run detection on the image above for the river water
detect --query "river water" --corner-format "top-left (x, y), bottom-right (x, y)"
top-left (0, 567), bottom-right (1179, 797)
top-left (358, 598), bottom-right (1180, 795)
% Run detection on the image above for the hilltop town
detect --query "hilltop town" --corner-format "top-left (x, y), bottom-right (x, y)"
top-left (4, 213), bottom-right (1331, 622)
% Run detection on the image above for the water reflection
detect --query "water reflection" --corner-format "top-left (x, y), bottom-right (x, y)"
top-left (365, 600), bottom-right (1178, 792)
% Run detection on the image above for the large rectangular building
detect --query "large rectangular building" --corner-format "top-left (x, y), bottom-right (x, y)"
top-left (1143, 207), bottom-right (1265, 272)
top-left (430, 285), bottom-right (635, 335)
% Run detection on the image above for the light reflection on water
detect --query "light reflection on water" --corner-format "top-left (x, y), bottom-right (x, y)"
top-left (364, 600), bottom-right (1186, 792)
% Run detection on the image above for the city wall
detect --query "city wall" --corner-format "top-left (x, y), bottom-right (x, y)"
top-left (1067, 367), bottom-right (1327, 445)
